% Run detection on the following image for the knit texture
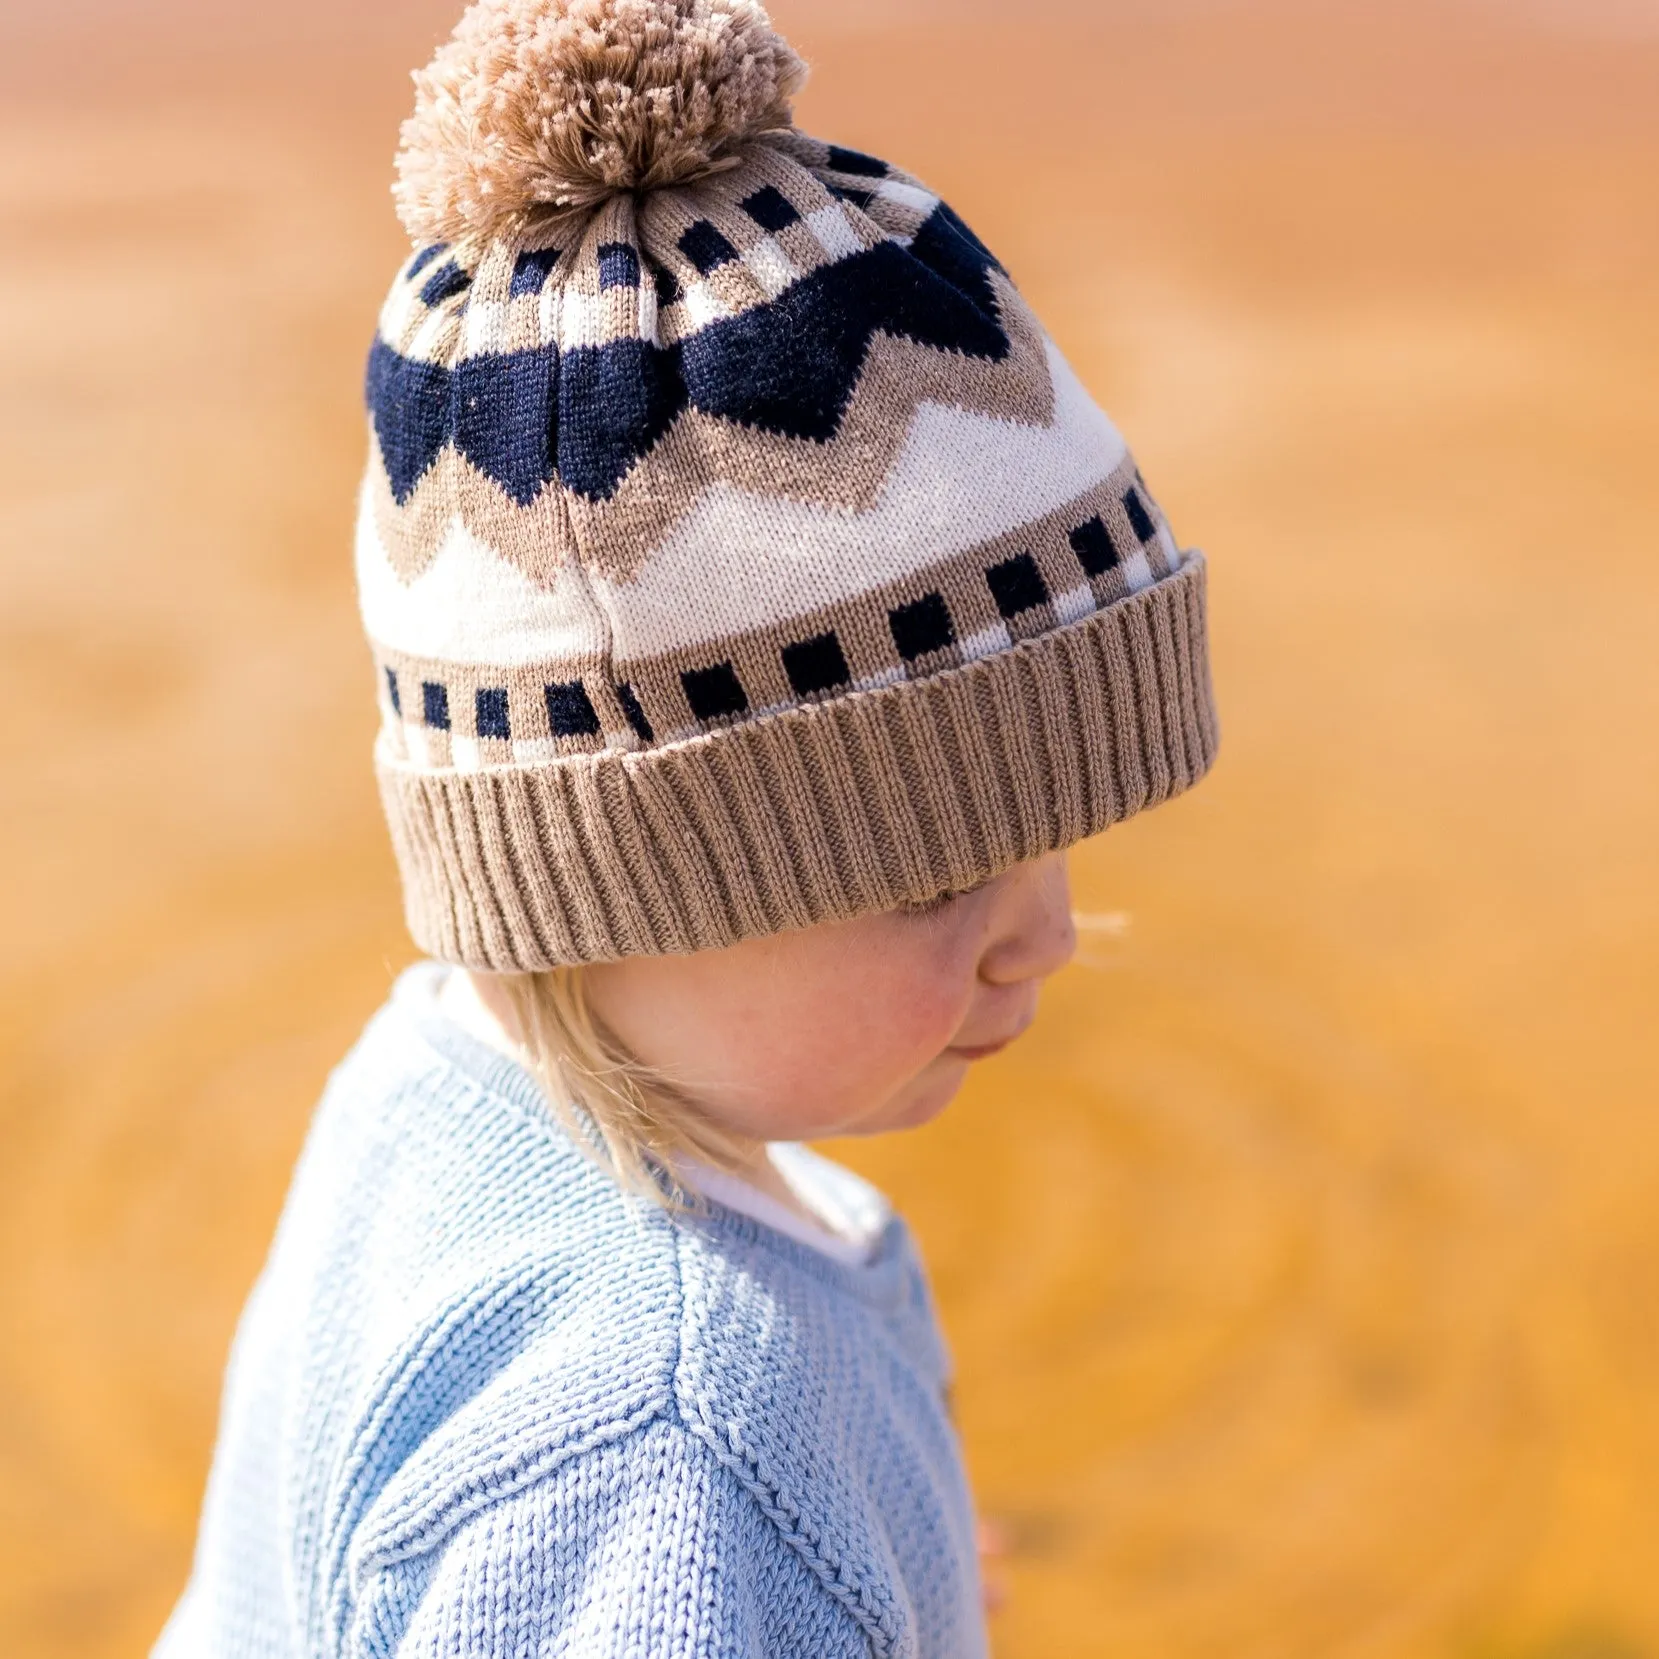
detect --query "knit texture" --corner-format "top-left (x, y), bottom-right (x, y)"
top-left (155, 967), bottom-right (984, 1658)
top-left (360, 1), bottom-right (1219, 969)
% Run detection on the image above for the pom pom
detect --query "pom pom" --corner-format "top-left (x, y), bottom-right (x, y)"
top-left (395, 0), bottom-right (807, 246)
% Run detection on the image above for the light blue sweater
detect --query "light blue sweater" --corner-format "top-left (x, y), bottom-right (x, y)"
top-left (157, 966), bottom-right (986, 1658)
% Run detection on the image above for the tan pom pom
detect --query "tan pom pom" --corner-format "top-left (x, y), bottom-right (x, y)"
top-left (394, 0), bottom-right (807, 247)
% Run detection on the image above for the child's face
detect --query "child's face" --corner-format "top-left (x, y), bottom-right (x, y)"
top-left (583, 852), bottom-right (1076, 1142)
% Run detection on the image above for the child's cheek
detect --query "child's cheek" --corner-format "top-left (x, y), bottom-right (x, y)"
top-left (768, 973), bottom-right (954, 1122)
top-left (862, 949), bottom-right (978, 1069)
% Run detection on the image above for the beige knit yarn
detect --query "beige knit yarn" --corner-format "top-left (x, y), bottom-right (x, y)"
top-left (396, 0), bottom-right (807, 243)
top-left (361, 0), bottom-right (1218, 970)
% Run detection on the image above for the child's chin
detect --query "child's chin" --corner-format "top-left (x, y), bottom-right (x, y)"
top-left (881, 1058), bottom-right (972, 1133)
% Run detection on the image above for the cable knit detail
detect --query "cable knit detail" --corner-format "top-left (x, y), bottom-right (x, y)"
top-left (154, 965), bottom-right (985, 1658)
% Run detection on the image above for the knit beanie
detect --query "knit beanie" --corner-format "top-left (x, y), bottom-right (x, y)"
top-left (359, 0), bottom-right (1218, 971)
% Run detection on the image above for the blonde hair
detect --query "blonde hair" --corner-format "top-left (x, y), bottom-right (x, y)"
top-left (496, 967), bottom-right (753, 1202)
top-left (491, 896), bottom-right (1118, 1199)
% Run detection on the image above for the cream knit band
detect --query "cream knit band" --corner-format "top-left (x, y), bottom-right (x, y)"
top-left (360, 0), bottom-right (1220, 968)
top-left (378, 555), bottom-right (1214, 969)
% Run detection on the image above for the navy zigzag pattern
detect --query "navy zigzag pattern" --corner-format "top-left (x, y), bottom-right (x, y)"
top-left (366, 202), bottom-right (1008, 507)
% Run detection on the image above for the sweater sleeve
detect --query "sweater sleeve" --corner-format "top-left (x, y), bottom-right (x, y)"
top-left (358, 1418), bottom-right (872, 1659)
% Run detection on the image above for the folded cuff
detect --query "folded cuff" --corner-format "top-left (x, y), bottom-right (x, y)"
top-left (376, 554), bottom-right (1217, 970)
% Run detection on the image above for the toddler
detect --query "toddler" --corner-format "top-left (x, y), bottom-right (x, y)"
top-left (158, 0), bottom-right (1217, 1653)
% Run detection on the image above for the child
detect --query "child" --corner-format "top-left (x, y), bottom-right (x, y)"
top-left (157, 0), bottom-right (1216, 1653)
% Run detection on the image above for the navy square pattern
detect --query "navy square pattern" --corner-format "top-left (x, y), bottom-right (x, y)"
top-left (679, 221), bottom-right (738, 275)
top-left (616, 682), bottom-right (654, 743)
top-left (419, 261), bottom-right (471, 309)
top-left (1069, 516), bottom-right (1119, 577)
top-left (475, 687), bottom-right (511, 741)
top-left (422, 682), bottom-right (450, 731)
top-left (1124, 487), bottom-right (1156, 544)
top-left (827, 145), bottom-right (888, 178)
top-left (653, 264), bottom-right (682, 307)
top-left (741, 186), bottom-right (801, 233)
top-left (509, 246), bottom-right (560, 298)
top-left (889, 593), bottom-right (955, 661)
top-left (546, 681), bottom-right (601, 738)
top-left (782, 632), bottom-right (852, 697)
top-left (682, 663), bottom-right (749, 722)
top-left (597, 243), bottom-right (641, 291)
top-left (986, 554), bottom-right (1049, 619)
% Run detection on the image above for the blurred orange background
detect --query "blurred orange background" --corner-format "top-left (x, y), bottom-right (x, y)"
top-left (2, 2), bottom-right (1657, 1655)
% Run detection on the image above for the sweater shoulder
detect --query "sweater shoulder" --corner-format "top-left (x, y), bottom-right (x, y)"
top-left (250, 978), bottom-right (691, 1610)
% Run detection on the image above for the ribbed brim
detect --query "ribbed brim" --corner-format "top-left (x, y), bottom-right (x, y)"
top-left (376, 554), bottom-right (1217, 969)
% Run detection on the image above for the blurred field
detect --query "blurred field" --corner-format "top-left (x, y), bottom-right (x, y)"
top-left (1, 2), bottom-right (1657, 1655)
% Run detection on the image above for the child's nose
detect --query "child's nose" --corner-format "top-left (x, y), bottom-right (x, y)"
top-left (979, 854), bottom-right (1076, 987)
